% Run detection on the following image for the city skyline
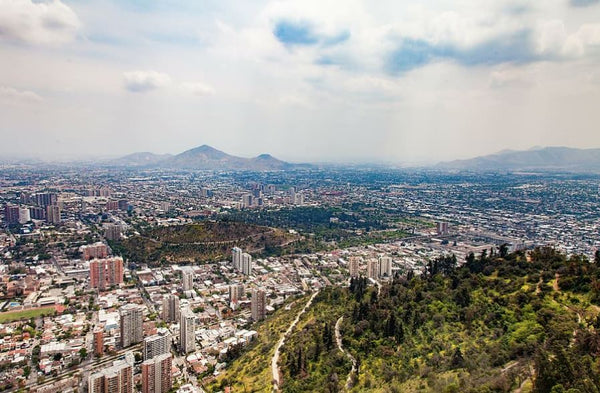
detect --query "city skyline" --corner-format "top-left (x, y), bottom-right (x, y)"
top-left (1, 0), bottom-right (600, 163)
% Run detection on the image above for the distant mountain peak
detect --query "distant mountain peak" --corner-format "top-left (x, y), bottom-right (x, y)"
top-left (437, 146), bottom-right (600, 172)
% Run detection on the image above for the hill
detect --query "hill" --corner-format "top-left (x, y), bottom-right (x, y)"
top-left (438, 146), bottom-right (600, 172)
top-left (212, 248), bottom-right (600, 392)
top-left (111, 221), bottom-right (299, 265)
top-left (110, 152), bottom-right (172, 167)
top-left (111, 145), bottom-right (295, 170)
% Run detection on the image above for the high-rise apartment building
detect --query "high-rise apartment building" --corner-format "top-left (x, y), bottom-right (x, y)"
top-left (29, 206), bottom-right (46, 220)
top-left (232, 247), bottom-right (242, 270)
top-left (179, 308), bottom-right (196, 354)
top-left (378, 256), bottom-right (393, 278)
top-left (120, 304), bottom-right (143, 348)
top-left (143, 332), bottom-right (171, 360)
top-left (161, 294), bottom-right (180, 323)
top-left (241, 253), bottom-right (252, 275)
top-left (141, 353), bottom-right (172, 393)
top-left (229, 284), bottom-right (245, 305)
top-left (3, 205), bottom-right (20, 224)
top-left (46, 205), bottom-right (61, 224)
top-left (367, 258), bottom-right (380, 279)
top-left (348, 256), bottom-right (361, 277)
top-left (34, 193), bottom-right (57, 208)
top-left (105, 224), bottom-right (122, 241)
top-left (90, 257), bottom-right (124, 290)
top-left (181, 269), bottom-right (194, 291)
top-left (88, 353), bottom-right (134, 393)
top-left (94, 328), bottom-right (104, 356)
top-left (436, 222), bottom-right (449, 235)
top-left (251, 288), bottom-right (266, 322)
top-left (18, 207), bottom-right (30, 224)
top-left (81, 242), bottom-right (109, 260)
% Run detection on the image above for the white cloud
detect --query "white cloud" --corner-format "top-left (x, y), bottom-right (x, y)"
top-left (123, 71), bottom-right (171, 93)
top-left (180, 82), bottom-right (215, 96)
top-left (489, 67), bottom-right (534, 88)
top-left (0, 86), bottom-right (42, 102)
top-left (0, 0), bottom-right (80, 45)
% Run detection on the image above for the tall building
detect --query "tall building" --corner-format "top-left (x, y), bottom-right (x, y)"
top-left (105, 224), bottom-right (122, 241)
top-left (46, 205), bottom-right (61, 224)
top-left (179, 308), bottom-right (196, 354)
top-left (106, 201), bottom-right (119, 211)
top-left (232, 247), bottom-right (242, 270)
top-left (293, 192), bottom-right (304, 205)
top-left (181, 269), bottom-right (194, 291)
top-left (241, 253), bottom-right (252, 275)
top-left (18, 207), bottom-right (30, 224)
top-left (141, 353), bottom-right (172, 393)
top-left (348, 256), bottom-right (361, 277)
top-left (436, 222), bottom-right (449, 235)
top-left (94, 328), bottom-right (104, 356)
top-left (367, 259), bottom-right (379, 279)
top-left (34, 192), bottom-right (57, 207)
top-left (378, 256), bottom-right (393, 278)
top-left (241, 194), bottom-right (253, 208)
top-left (29, 206), bottom-right (46, 220)
top-left (161, 294), bottom-right (180, 323)
top-left (3, 205), bottom-right (20, 224)
top-left (118, 199), bottom-right (129, 211)
top-left (90, 257), bottom-right (124, 290)
top-left (229, 284), bottom-right (245, 305)
top-left (143, 332), bottom-right (171, 360)
top-left (120, 304), bottom-right (143, 348)
top-left (251, 288), bottom-right (266, 322)
top-left (88, 353), bottom-right (134, 393)
top-left (81, 242), bottom-right (109, 260)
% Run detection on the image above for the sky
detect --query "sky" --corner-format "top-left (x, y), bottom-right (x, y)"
top-left (1, 0), bottom-right (600, 164)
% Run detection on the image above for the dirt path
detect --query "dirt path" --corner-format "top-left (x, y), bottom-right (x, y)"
top-left (271, 290), bottom-right (319, 391)
top-left (335, 316), bottom-right (357, 391)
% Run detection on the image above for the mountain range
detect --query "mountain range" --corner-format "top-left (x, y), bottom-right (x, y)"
top-left (110, 145), bottom-right (295, 171)
top-left (437, 146), bottom-right (600, 172)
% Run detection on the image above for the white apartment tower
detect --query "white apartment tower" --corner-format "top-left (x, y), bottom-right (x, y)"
top-left (179, 308), bottom-right (196, 354)
top-left (181, 269), bottom-right (194, 291)
top-left (232, 247), bottom-right (242, 270)
top-left (378, 256), bottom-right (393, 278)
top-left (143, 332), bottom-right (171, 360)
top-left (241, 253), bottom-right (252, 275)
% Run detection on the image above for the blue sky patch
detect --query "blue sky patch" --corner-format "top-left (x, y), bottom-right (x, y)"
top-left (274, 21), bottom-right (319, 46)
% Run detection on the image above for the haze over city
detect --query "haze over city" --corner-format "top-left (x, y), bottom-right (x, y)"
top-left (1, 0), bottom-right (600, 163)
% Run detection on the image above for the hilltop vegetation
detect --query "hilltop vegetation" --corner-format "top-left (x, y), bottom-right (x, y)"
top-left (111, 221), bottom-right (297, 265)
top-left (217, 248), bottom-right (600, 393)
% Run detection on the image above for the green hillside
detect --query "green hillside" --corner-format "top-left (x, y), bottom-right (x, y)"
top-left (111, 221), bottom-right (298, 264)
top-left (213, 247), bottom-right (600, 393)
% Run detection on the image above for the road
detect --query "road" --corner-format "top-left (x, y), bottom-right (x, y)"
top-left (335, 316), bottom-right (357, 391)
top-left (271, 290), bottom-right (319, 391)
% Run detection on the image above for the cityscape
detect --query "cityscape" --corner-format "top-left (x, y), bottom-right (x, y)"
top-left (2, 0), bottom-right (600, 391)
top-left (0, 163), bottom-right (599, 392)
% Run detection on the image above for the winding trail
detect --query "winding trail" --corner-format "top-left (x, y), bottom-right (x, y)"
top-left (271, 290), bottom-right (320, 391)
top-left (335, 316), bottom-right (358, 391)
top-left (368, 277), bottom-right (382, 297)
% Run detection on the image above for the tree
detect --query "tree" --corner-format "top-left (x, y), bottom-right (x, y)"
top-left (499, 243), bottom-right (509, 259)
top-left (79, 348), bottom-right (88, 360)
top-left (450, 347), bottom-right (464, 369)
